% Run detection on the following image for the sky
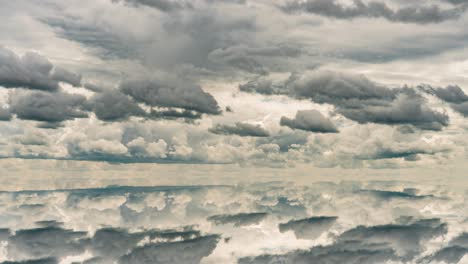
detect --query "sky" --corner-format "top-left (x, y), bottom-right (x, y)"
top-left (1, 0), bottom-right (468, 189)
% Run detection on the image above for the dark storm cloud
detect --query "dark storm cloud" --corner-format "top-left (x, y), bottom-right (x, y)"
top-left (451, 102), bottom-right (468, 116)
top-left (239, 241), bottom-right (400, 264)
top-left (241, 71), bottom-right (450, 130)
top-left (50, 67), bottom-right (82, 87)
top-left (1, 258), bottom-right (58, 264)
top-left (278, 216), bottom-right (337, 239)
top-left (7, 226), bottom-right (88, 260)
top-left (209, 123), bottom-right (270, 137)
top-left (119, 235), bottom-right (220, 264)
top-left (338, 92), bottom-right (449, 130)
top-left (89, 227), bottom-right (202, 261)
top-left (0, 229), bottom-right (11, 241)
top-left (111, 0), bottom-right (193, 12)
top-left (423, 85), bottom-right (468, 117)
top-left (280, 110), bottom-right (339, 133)
top-left (338, 218), bottom-right (447, 258)
top-left (450, 232), bottom-right (468, 247)
top-left (0, 107), bottom-right (12, 121)
top-left (149, 109), bottom-right (203, 121)
top-left (9, 90), bottom-right (87, 123)
top-left (428, 85), bottom-right (468, 103)
top-left (420, 246), bottom-right (468, 263)
top-left (282, 0), bottom-right (467, 24)
top-left (87, 90), bottom-right (146, 121)
top-left (207, 212), bottom-right (268, 226)
top-left (360, 189), bottom-right (436, 200)
top-left (418, 232), bottom-right (468, 263)
top-left (89, 228), bottom-right (148, 259)
top-left (120, 79), bottom-right (221, 115)
top-left (0, 47), bottom-right (81, 91)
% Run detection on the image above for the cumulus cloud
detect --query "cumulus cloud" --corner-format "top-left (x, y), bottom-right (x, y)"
top-left (120, 79), bottom-right (221, 115)
top-left (241, 71), bottom-right (450, 130)
top-left (0, 47), bottom-right (81, 91)
top-left (278, 216), bottom-right (338, 239)
top-left (207, 212), bottom-right (268, 226)
top-left (87, 90), bottom-right (146, 121)
top-left (339, 92), bottom-right (449, 130)
top-left (281, 0), bottom-right (467, 24)
top-left (209, 123), bottom-right (270, 137)
top-left (9, 90), bottom-right (87, 124)
top-left (280, 110), bottom-right (339, 133)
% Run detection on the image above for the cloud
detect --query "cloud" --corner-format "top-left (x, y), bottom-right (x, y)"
top-left (209, 123), bottom-right (270, 137)
top-left (120, 78), bottom-right (221, 115)
top-left (87, 90), bottom-right (146, 121)
top-left (7, 226), bottom-right (88, 260)
top-left (241, 71), bottom-right (450, 130)
top-left (111, 0), bottom-right (193, 12)
top-left (338, 218), bottom-right (447, 258)
top-left (50, 67), bottom-right (82, 87)
top-left (281, 0), bottom-right (467, 24)
top-left (1, 258), bottom-right (58, 264)
top-left (339, 92), bottom-right (449, 130)
top-left (207, 212), bottom-right (268, 226)
top-left (0, 107), bottom-right (12, 121)
top-left (429, 85), bottom-right (468, 104)
top-left (0, 47), bottom-right (81, 91)
top-left (278, 216), bottom-right (337, 239)
top-left (424, 85), bottom-right (468, 117)
top-left (240, 218), bottom-right (447, 263)
top-left (67, 138), bottom-right (129, 160)
top-left (9, 90), bottom-right (88, 124)
top-left (280, 110), bottom-right (339, 133)
top-left (359, 189), bottom-right (436, 200)
top-left (239, 241), bottom-right (400, 264)
top-left (420, 246), bottom-right (468, 263)
top-left (119, 235), bottom-right (220, 264)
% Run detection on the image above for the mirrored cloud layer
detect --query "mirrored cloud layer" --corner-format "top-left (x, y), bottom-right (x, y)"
top-left (0, 181), bottom-right (467, 263)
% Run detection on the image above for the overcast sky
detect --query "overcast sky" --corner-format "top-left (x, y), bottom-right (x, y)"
top-left (1, 0), bottom-right (468, 187)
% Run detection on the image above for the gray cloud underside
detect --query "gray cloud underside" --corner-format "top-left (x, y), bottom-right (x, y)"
top-left (9, 90), bottom-right (88, 123)
top-left (209, 122), bottom-right (270, 137)
top-left (0, 47), bottom-right (82, 91)
top-left (120, 79), bottom-right (221, 115)
top-left (423, 85), bottom-right (468, 117)
top-left (241, 71), bottom-right (451, 130)
top-left (278, 216), bottom-right (338, 239)
top-left (111, 0), bottom-right (193, 12)
top-left (207, 212), bottom-right (268, 226)
top-left (282, 0), bottom-right (467, 24)
top-left (4, 224), bottom-right (219, 264)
